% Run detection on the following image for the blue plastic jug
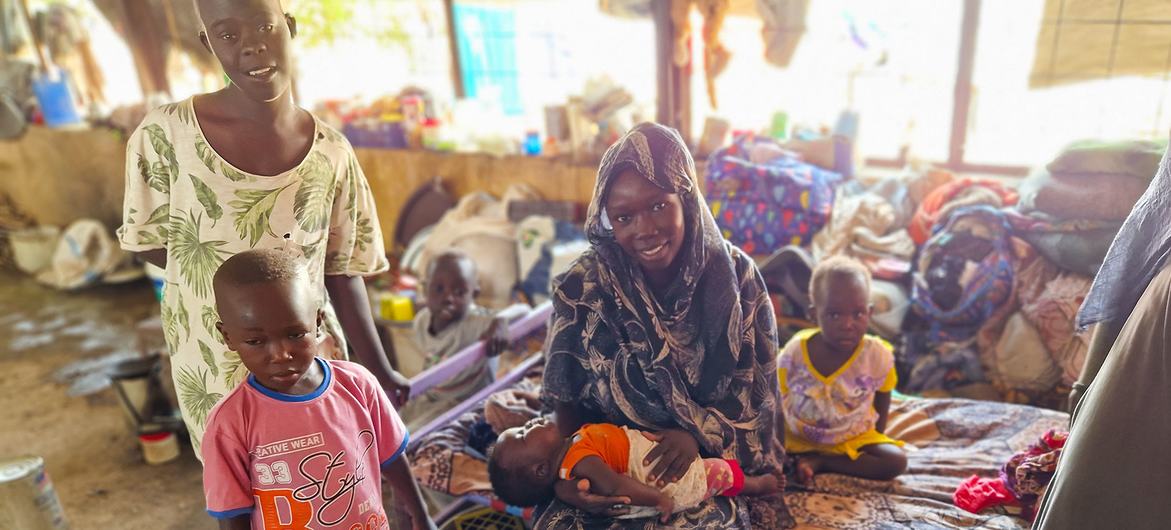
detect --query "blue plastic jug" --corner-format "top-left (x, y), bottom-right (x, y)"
top-left (32, 68), bottom-right (81, 127)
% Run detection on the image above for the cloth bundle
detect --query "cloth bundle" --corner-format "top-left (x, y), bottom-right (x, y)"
top-left (706, 134), bottom-right (842, 255)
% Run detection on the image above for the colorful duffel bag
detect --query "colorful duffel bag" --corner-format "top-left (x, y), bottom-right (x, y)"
top-left (705, 135), bottom-right (843, 255)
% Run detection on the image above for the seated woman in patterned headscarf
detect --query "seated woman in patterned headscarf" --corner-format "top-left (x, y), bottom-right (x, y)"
top-left (535, 123), bottom-right (786, 529)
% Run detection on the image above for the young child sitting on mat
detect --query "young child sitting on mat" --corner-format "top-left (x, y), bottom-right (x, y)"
top-left (399, 249), bottom-right (528, 429)
top-left (487, 418), bottom-right (781, 521)
top-left (778, 255), bottom-right (907, 483)
top-left (201, 249), bottom-right (434, 530)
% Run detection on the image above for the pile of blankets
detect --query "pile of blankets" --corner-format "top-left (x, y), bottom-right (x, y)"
top-left (1012, 139), bottom-right (1165, 275)
top-left (793, 139), bottom-right (1164, 408)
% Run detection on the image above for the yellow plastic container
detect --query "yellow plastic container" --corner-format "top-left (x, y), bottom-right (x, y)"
top-left (380, 295), bottom-right (415, 322)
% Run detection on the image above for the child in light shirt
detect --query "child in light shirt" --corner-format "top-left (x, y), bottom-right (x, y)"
top-left (399, 250), bottom-right (528, 429)
top-left (778, 256), bottom-right (907, 483)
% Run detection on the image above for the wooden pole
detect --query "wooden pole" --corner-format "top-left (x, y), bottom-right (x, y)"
top-left (653, 0), bottom-right (674, 129)
top-left (125, 0), bottom-right (170, 96)
top-left (442, 0), bottom-right (465, 98)
top-left (652, 0), bottom-right (692, 143)
top-left (16, 0), bottom-right (49, 74)
top-left (947, 0), bottom-right (980, 168)
top-left (160, 0), bottom-right (182, 99)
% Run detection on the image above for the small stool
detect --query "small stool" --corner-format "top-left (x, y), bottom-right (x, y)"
top-left (108, 354), bottom-right (185, 437)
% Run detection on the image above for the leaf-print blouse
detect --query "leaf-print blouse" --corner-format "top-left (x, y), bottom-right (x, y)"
top-left (117, 98), bottom-right (389, 454)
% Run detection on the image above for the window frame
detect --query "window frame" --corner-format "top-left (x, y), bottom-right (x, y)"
top-left (655, 0), bottom-right (1035, 176)
top-left (437, 0), bottom-right (1043, 176)
top-left (864, 0), bottom-right (1030, 176)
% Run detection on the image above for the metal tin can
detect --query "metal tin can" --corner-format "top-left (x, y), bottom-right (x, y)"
top-left (0, 456), bottom-right (69, 529)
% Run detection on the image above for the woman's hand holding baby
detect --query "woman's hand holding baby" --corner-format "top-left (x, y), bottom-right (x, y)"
top-left (641, 430), bottom-right (700, 487)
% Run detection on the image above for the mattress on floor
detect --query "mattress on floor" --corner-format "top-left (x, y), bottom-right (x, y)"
top-left (407, 390), bottom-right (1067, 529)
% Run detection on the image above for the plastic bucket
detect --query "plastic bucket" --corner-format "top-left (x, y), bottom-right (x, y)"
top-left (9, 226), bottom-right (60, 275)
top-left (138, 431), bottom-right (180, 465)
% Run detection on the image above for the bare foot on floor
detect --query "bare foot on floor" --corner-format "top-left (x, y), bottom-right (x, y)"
top-left (795, 455), bottom-right (824, 484)
top-left (742, 472), bottom-right (784, 496)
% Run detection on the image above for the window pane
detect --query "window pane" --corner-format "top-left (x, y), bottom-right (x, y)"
top-left (292, 0), bottom-right (655, 141)
top-left (966, 0), bottom-right (1171, 167)
top-left (693, 0), bottom-right (961, 161)
top-left (293, 0), bottom-right (456, 107)
top-left (454, 0), bottom-right (657, 134)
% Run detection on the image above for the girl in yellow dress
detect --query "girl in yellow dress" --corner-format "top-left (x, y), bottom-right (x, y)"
top-left (778, 256), bottom-right (907, 483)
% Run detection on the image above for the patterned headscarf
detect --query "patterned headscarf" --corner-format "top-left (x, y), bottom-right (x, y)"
top-left (541, 123), bottom-right (783, 526)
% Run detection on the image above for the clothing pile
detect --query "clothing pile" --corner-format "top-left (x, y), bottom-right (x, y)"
top-left (1011, 139), bottom-right (1164, 275)
top-left (514, 216), bottom-right (587, 305)
top-left (892, 142), bottom-right (1160, 405)
top-left (905, 221), bottom-right (1082, 407)
top-left (811, 180), bottom-right (916, 271)
top-left (898, 332), bottom-right (987, 398)
top-left (912, 205), bottom-right (1015, 343)
top-left (908, 177), bottom-right (1018, 246)
top-left (954, 429), bottom-right (1067, 521)
top-left (749, 140), bottom-right (1158, 406)
top-left (904, 204), bottom-right (1026, 400)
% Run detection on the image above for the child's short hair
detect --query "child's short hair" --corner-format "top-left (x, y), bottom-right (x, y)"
top-left (212, 248), bottom-right (312, 310)
top-left (809, 255), bottom-right (872, 305)
top-left (214, 248), bottom-right (306, 289)
top-left (487, 445), bottom-right (554, 508)
top-left (426, 249), bottom-right (477, 282)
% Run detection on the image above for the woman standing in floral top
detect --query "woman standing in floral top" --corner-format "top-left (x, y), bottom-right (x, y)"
top-left (117, 0), bottom-right (411, 455)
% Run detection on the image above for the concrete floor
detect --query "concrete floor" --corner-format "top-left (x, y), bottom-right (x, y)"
top-left (0, 272), bottom-right (210, 529)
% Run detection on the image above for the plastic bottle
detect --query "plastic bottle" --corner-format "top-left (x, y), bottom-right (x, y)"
top-left (523, 131), bottom-right (542, 156)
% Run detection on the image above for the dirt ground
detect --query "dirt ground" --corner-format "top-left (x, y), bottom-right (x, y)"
top-left (0, 272), bottom-right (211, 529)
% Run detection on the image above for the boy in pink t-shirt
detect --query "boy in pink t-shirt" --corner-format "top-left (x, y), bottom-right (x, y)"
top-left (201, 249), bottom-right (435, 530)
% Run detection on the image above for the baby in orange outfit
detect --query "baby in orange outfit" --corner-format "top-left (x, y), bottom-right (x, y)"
top-left (487, 418), bottom-right (779, 521)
